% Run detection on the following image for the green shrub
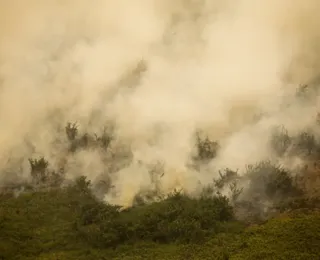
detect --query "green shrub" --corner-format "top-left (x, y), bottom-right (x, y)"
top-left (28, 157), bottom-right (63, 188)
top-left (73, 190), bottom-right (234, 247)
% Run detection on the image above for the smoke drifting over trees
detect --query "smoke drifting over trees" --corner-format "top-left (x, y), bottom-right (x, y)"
top-left (1, 0), bottom-right (320, 209)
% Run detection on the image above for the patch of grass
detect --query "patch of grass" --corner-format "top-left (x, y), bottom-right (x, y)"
top-left (1, 179), bottom-right (319, 260)
top-left (7, 210), bottom-right (319, 260)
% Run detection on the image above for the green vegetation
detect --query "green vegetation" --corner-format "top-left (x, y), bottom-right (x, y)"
top-left (0, 179), bottom-right (319, 260)
top-left (1, 106), bottom-right (320, 259)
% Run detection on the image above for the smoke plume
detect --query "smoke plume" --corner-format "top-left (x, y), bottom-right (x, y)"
top-left (1, 0), bottom-right (320, 206)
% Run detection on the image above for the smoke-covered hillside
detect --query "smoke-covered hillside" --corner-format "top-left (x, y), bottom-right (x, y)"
top-left (0, 1), bottom-right (320, 259)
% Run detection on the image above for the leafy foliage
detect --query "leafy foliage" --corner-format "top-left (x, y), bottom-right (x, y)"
top-left (0, 185), bottom-right (319, 260)
top-left (74, 189), bottom-right (234, 247)
top-left (28, 157), bottom-right (63, 188)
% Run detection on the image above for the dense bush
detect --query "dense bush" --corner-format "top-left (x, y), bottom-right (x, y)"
top-left (1, 183), bottom-right (319, 260)
top-left (28, 157), bottom-right (63, 188)
top-left (243, 160), bottom-right (301, 201)
top-left (216, 160), bottom-right (306, 223)
top-left (74, 187), bottom-right (234, 247)
top-left (270, 125), bottom-right (320, 158)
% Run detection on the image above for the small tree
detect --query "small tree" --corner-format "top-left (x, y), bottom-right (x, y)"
top-left (29, 157), bottom-right (49, 185)
top-left (195, 132), bottom-right (220, 162)
top-left (214, 168), bottom-right (239, 189)
top-left (65, 122), bottom-right (78, 141)
top-left (94, 127), bottom-right (113, 150)
top-left (244, 160), bottom-right (301, 202)
top-left (270, 125), bottom-right (291, 157)
top-left (229, 181), bottom-right (243, 203)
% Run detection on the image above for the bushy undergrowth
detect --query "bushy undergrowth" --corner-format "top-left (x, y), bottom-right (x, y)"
top-left (0, 179), bottom-right (236, 258)
top-left (0, 180), bottom-right (319, 260)
top-left (270, 124), bottom-right (320, 158)
top-left (1, 119), bottom-right (320, 259)
top-left (72, 178), bottom-right (234, 246)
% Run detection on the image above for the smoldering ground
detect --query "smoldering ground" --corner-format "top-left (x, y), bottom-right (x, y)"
top-left (0, 0), bottom-right (320, 207)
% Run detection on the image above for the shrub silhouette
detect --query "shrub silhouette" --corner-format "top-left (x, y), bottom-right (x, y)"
top-left (214, 168), bottom-right (239, 190)
top-left (94, 128), bottom-right (113, 150)
top-left (291, 131), bottom-right (317, 157)
top-left (232, 161), bottom-right (303, 222)
top-left (244, 161), bottom-right (301, 202)
top-left (29, 157), bottom-right (49, 185)
top-left (194, 132), bottom-right (220, 163)
top-left (65, 122), bottom-right (78, 141)
top-left (270, 125), bottom-right (291, 157)
top-left (28, 157), bottom-right (64, 188)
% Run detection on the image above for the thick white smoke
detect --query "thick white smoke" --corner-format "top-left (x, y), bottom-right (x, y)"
top-left (0, 0), bottom-right (320, 206)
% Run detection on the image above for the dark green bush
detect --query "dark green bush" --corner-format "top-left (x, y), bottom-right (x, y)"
top-left (73, 190), bottom-right (234, 247)
top-left (29, 157), bottom-right (49, 183)
top-left (28, 157), bottom-right (64, 188)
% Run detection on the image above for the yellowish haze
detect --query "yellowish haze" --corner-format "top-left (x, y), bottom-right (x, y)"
top-left (0, 0), bottom-right (320, 206)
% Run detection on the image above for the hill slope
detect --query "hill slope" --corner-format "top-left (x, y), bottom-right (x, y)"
top-left (1, 184), bottom-right (319, 260)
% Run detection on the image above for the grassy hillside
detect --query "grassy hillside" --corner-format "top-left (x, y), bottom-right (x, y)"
top-left (0, 178), bottom-right (319, 260)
